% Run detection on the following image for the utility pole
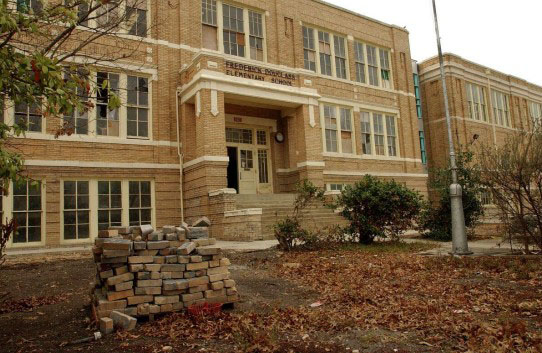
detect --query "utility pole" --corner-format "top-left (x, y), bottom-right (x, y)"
top-left (431, 0), bottom-right (472, 255)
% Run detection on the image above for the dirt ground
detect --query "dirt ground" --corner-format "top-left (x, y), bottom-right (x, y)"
top-left (0, 244), bottom-right (541, 353)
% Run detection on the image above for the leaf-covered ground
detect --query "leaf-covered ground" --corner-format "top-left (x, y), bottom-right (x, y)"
top-left (0, 243), bottom-right (541, 352)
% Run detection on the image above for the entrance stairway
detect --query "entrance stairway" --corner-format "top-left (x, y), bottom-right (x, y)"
top-left (234, 194), bottom-right (349, 240)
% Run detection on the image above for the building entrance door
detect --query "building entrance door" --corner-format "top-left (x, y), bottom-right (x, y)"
top-left (238, 149), bottom-right (257, 194)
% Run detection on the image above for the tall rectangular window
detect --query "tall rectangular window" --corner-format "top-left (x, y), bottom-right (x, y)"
top-left (63, 181), bottom-right (90, 240)
top-left (98, 181), bottom-right (122, 231)
top-left (366, 45), bottom-right (379, 86)
top-left (14, 101), bottom-right (42, 132)
top-left (96, 1), bottom-right (120, 28)
top-left (413, 74), bottom-right (422, 118)
top-left (257, 150), bottom-right (269, 184)
top-left (529, 102), bottom-right (542, 128)
top-left (492, 90), bottom-right (510, 127)
top-left (419, 131), bottom-right (427, 164)
top-left (17, 0), bottom-right (42, 14)
top-left (249, 10), bottom-right (264, 61)
top-left (12, 181), bottom-right (42, 243)
top-left (386, 115), bottom-right (397, 157)
top-left (129, 181), bottom-right (152, 226)
top-left (361, 111), bottom-right (372, 154)
top-left (466, 82), bottom-right (487, 122)
top-left (324, 105), bottom-right (338, 152)
top-left (77, 1), bottom-right (90, 26)
top-left (373, 113), bottom-right (385, 156)
top-left (127, 0), bottom-right (148, 37)
top-left (223, 4), bottom-right (245, 57)
top-left (339, 108), bottom-right (353, 153)
top-left (127, 76), bottom-right (149, 138)
top-left (379, 49), bottom-right (391, 88)
top-left (96, 72), bottom-right (120, 137)
top-left (318, 31), bottom-right (332, 76)
top-left (202, 0), bottom-right (218, 50)
top-left (302, 26), bottom-right (316, 72)
top-left (64, 70), bottom-right (89, 135)
top-left (334, 35), bottom-right (347, 79)
top-left (354, 42), bottom-right (366, 84)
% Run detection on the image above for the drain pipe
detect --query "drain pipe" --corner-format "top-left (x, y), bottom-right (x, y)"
top-left (176, 88), bottom-right (185, 224)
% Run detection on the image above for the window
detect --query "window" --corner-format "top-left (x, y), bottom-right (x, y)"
top-left (329, 184), bottom-right (345, 192)
top-left (354, 42), bottom-right (366, 84)
top-left (129, 181), bottom-right (152, 226)
top-left (529, 102), bottom-right (542, 128)
top-left (419, 131), bottom-right (427, 164)
top-left (223, 4), bottom-right (245, 57)
top-left (126, 0), bottom-right (148, 37)
top-left (340, 108), bottom-right (353, 154)
top-left (202, 0), bottom-right (218, 50)
top-left (479, 189), bottom-right (493, 206)
top-left (361, 111), bottom-right (372, 154)
top-left (127, 76), bottom-right (149, 138)
top-left (17, 0), bottom-right (42, 14)
top-left (14, 101), bottom-right (42, 132)
top-left (413, 74), bottom-right (422, 118)
top-left (491, 90), bottom-right (510, 127)
top-left (64, 70), bottom-right (89, 135)
top-left (302, 26), bottom-right (316, 72)
top-left (256, 130), bottom-right (267, 145)
top-left (98, 181), bottom-right (122, 231)
top-left (466, 82), bottom-right (488, 122)
top-left (386, 115), bottom-right (397, 157)
top-left (63, 181), bottom-right (90, 240)
top-left (258, 150), bottom-right (269, 184)
top-left (96, 72), bottom-right (120, 137)
top-left (379, 49), bottom-right (391, 88)
top-left (226, 127), bottom-right (252, 144)
top-left (249, 10), bottom-right (264, 61)
top-left (324, 105), bottom-right (338, 152)
top-left (366, 45), bottom-right (379, 86)
top-left (240, 150), bottom-right (253, 169)
top-left (373, 114), bottom-right (385, 156)
top-left (96, 1), bottom-right (121, 28)
top-left (318, 31), bottom-right (332, 76)
top-left (77, 1), bottom-right (90, 27)
top-left (334, 35), bottom-right (347, 79)
top-left (12, 181), bottom-right (42, 244)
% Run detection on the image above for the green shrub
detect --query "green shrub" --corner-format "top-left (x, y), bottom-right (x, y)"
top-left (334, 175), bottom-right (423, 244)
top-left (419, 150), bottom-right (484, 241)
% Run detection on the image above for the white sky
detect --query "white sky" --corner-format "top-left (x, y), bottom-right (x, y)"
top-left (325, 0), bottom-right (542, 86)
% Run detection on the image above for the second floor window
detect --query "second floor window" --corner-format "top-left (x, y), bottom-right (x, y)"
top-left (223, 4), bottom-right (245, 57)
top-left (354, 41), bottom-right (392, 89)
top-left (202, 0), bottom-right (218, 50)
top-left (491, 90), bottom-right (510, 127)
top-left (126, 0), bottom-right (148, 37)
top-left (334, 35), bottom-right (347, 79)
top-left (366, 45), bottom-right (379, 86)
top-left (303, 25), bottom-right (349, 80)
top-left (14, 101), bottom-right (42, 133)
top-left (96, 72), bottom-right (120, 137)
top-left (17, 0), bottom-right (42, 14)
top-left (379, 49), bottom-right (391, 89)
top-left (127, 76), bottom-right (149, 138)
top-left (529, 102), bottom-right (542, 128)
top-left (318, 31), bottom-right (332, 76)
top-left (354, 42), bottom-right (366, 84)
top-left (466, 82), bottom-right (488, 122)
top-left (249, 10), bottom-right (264, 61)
top-left (302, 26), bottom-right (316, 71)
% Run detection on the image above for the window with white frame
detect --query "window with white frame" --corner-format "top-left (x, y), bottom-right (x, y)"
top-left (379, 49), bottom-right (391, 89)
top-left (360, 111), bottom-right (372, 154)
top-left (248, 10), bottom-right (264, 61)
top-left (302, 25), bottom-right (349, 79)
top-left (96, 71), bottom-right (120, 137)
top-left (328, 184), bottom-right (345, 192)
top-left (127, 76), bottom-right (149, 138)
top-left (466, 82), bottom-right (488, 122)
top-left (334, 35), bottom-right (347, 79)
top-left (323, 105), bottom-right (355, 154)
top-left (126, 0), bottom-right (148, 37)
top-left (14, 101), bottom-right (42, 132)
top-left (17, 0), bottom-right (42, 14)
top-left (12, 181), bottom-right (42, 244)
top-left (98, 181), bottom-right (122, 231)
top-left (318, 31), bottom-right (332, 76)
top-left (366, 45), bottom-right (379, 87)
top-left (529, 101), bottom-right (542, 128)
top-left (386, 115), bottom-right (397, 157)
top-left (479, 189), bottom-right (493, 206)
top-left (354, 42), bottom-right (366, 84)
top-left (129, 181), bottom-right (151, 226)
top-left (340, 107), bottom-right (353, 154)
top-left (64, 69), bottom-right (89, 135)
top-left (323, 105), bottom-right (338, 152)
top-left (96, 1), bottom-right (121, 28)
top-left (202, 0), bottom-right (218, 50)
top-left (360, 111), bottom-right (399, 158)
top-left (302, 26), bottom-right (316, 71)
top-left (63, 181), bottom-right (90, 240)
top-left (76, 1), bottom-right (90, 27)
top-left (491, 90), bottom-right (510, 127)
top-left (222, 4), bottom-right (245, 57)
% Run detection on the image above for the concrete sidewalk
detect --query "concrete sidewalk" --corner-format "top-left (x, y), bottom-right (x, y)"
top-left (408, 237), bottom-right (516, 256)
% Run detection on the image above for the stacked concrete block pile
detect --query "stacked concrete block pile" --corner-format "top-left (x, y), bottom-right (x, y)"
top-left (90, 218), bottom-right (239, 331)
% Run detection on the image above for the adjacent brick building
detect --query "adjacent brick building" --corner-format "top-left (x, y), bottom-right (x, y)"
top-left (3, 0), bottom-right (431, 248)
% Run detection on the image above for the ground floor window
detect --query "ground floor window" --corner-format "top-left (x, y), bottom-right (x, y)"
top-left (129, 181), bottom-right (152, 226)
top-left (12, 181), bottom-right (42, 244)
top-left (98, 180), bottom-right (123, 231)
top-left (63, 181), bottom-right (90, 240)
top-left (258, 149), bottom-right (269, 184)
